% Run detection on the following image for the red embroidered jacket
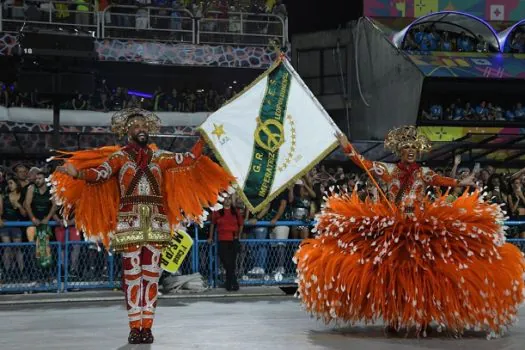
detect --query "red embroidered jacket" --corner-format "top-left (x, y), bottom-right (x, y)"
top-left (78, 141), bottom-right (203, 249)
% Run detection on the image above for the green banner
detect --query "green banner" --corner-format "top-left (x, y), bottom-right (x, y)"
top-left (243, 63), bottom-right (291, 210)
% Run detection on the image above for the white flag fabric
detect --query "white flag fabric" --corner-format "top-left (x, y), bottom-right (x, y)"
top-left (199, 57), bottom-right (339, 212)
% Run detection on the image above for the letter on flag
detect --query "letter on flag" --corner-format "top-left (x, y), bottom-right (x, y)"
top-left (198, 56), bottom-right (339, 213)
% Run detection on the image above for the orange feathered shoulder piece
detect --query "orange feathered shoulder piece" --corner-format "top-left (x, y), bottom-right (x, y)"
top-left (162, 140), bottom-right (235, 226)
top-left (49, 145), bottom-right (124, 248)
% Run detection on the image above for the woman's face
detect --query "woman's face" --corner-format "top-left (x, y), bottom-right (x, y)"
top-left (513, 178), bottom-right (521, 190)
top-left (223, 196), bottom-right (232, 207)
top-left (7, 179), bottom-right (17, 192)
top-left (400, 145), bottom-right (417, 163)
top-left (491, 177), bottom-right (500, 187)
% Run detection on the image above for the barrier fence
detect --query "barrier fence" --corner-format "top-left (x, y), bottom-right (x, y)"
top-left (0, 220), bottom-right (524, 294)
top-left (0, 1), bottom-right (288, 46)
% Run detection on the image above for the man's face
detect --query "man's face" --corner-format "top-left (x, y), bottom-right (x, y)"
top-left (127, 117), bottom-right (149, 146)
top-left (15, 166), bottom-right (28, 181)
top-left (400, 145), bottom-right (417, 164)
top-left (35, 174), bottom-right (46, 188)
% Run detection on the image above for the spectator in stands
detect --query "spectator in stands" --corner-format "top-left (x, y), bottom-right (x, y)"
top-left (440, 31), bottom-right (453, 51)
top-left (13, 163), bottom-right (31, 202)
top-left (72, 92), bottom-right (88, 110)
top-left (75, 0), bottom-right (91, 26)
top-left (166, 88), bottom-right (179, 111)
top-left (487, 174), bottom-right (508, 206)
top-left (464, 102), bottom-right (475, 120)
top-left (423, 104), bottom-right (443, 120)
top-left (428, 25), bottom-right (440, 51)
top-left (457, 32), bottom-right (473, 52)
top-left (24, 171), bottom-right (56, 243)
top-left (452, 102), bottom-right (464, 120)
top-left (514, 103), bottom-right (525, 120)
top-left (0, 176), bottom-right (27, 280)
top-left (290, 179), bottom-right (315, 240)
top-left (509, 177), bottom-right (525, 211)
top-left (475, 101), bottom-right (488, 120)
top-left (508, 177), bottom-right (525, 238)
top-left (476, 34), bottom-right (488, 53)
top-left (208, 195), bottom-right (243, 291)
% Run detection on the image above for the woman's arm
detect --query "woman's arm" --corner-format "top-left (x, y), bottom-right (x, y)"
top-left (336, 133), bottom-right (392, 182)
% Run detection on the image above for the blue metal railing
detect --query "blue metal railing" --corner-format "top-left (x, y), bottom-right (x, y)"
top-left (0, 220), bottom-right (524, 293)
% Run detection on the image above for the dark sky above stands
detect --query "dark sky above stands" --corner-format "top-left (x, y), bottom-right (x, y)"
top-left (285, 0), bottom-right (364, 37)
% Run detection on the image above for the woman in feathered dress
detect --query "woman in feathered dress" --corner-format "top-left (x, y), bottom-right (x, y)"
top-left (294, 126), bottom-right (525, 338)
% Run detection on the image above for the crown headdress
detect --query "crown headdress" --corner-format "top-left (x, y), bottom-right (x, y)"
top-left (384, 125), bottom-right (432, 155)
top-left (110, 108), bottom-right (161, 137)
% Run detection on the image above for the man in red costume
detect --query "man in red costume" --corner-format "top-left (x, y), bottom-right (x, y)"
top-left (54, 108), bottom-right (233, 344)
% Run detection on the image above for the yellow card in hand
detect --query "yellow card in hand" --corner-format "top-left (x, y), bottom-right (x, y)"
top-left (161, 229), bottom-right (194, 273)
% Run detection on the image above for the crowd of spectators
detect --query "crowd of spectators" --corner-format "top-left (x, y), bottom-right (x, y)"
top-left (403, 25), bottom-right (493, 52)
top-left (420, 99), bottom-right (525, 122)
top-left (1, 0), bottom-right (288, 44)
top-left (0, 80), bottom-right (245, 112)
top-left (0, 163), bottom-right (108, 286)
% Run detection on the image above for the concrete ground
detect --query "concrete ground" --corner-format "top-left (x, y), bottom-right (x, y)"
top-left (0, 297), bottom-right (523, 350)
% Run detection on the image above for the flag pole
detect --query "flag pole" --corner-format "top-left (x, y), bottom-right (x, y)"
top-left (347, 144), bottom-right (396, 213)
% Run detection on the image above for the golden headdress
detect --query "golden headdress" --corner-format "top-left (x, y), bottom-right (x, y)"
top-left (384, 125), bottom-right (432, 155)
top-left (110, 108), bottom-right (161, 137)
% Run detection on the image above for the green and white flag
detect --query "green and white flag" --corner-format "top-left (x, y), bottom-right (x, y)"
top-left (199, 57), bottom-right (339, 213)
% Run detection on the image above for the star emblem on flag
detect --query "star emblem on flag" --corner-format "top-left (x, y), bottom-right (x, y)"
top-left (212, 123), bottom-right (226, 140)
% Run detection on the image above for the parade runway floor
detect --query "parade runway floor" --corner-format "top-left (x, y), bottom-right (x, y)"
top-left (0, 296), bottom-right (524, 350)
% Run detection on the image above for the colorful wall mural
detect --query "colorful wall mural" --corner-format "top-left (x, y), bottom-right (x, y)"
top-left (407, 52), bottom-right (525, 78)
top-left (365, 0), bottom-right (525, 21)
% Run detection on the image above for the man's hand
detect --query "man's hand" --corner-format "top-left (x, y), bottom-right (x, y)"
top-left (41, 218), bottom-right (49, 225)
top-left (335, 132), bottom-right (350, 150)
top-left (207, 237), bottom-right (213, 245)
top-left (459, 174), bottom-right (477, 188)
top-left (56, 162), bottom-right (79, 178)
top-left (270, 218), bottom-right (277, 226)
top-left (32, 217), bottom-right (41, 226)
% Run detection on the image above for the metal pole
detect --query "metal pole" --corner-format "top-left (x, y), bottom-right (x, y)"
top-left (52, 98), bottom-right (61, 150)
top-left (108, 250), bottom-right (115, 288)
top-left (57, 242), bottom-right (62, 293)
top-left (64, 227), bottom-right (69, 292)
top-left (193, 225), bottom-right (199, 274)
top-left (102, 8), bottom-right (106, 38)
top-left (240, 12), bottom-right (243, 35)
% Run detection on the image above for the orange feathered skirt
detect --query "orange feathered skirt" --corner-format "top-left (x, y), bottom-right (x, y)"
top-left (293, 191), bottom-right (525, 336)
